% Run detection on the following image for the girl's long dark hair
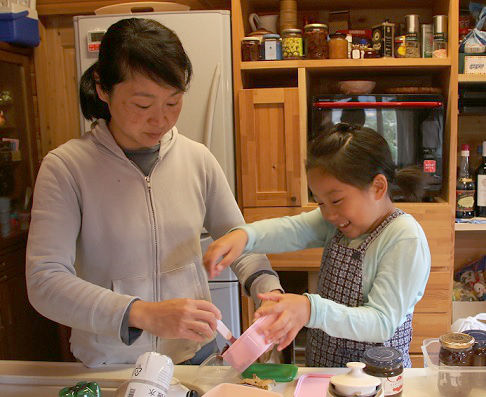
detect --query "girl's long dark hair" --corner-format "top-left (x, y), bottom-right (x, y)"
top-left (80, 18), bottom-right (193, 122)
top-left (306, 122), bottom-right (427, 202)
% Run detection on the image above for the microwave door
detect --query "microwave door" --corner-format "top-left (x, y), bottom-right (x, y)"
top-left (396, 110), bottom-right (416, 168)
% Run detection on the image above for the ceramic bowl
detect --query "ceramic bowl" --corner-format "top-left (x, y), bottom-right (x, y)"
top-left (337, 80), bottom-right (376, 95)
top-left (222, 315), bottom-right (275, 373)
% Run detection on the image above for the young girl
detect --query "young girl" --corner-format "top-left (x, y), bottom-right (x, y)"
top-left (26, 18), bottom-right (282, 367)
top-left (204, 122), bottom-right (431, 367)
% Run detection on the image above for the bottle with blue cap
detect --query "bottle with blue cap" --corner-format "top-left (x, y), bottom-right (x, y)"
top-left (362, 346), bottom-right (403, 397)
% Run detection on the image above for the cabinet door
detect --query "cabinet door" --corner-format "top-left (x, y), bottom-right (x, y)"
top-left (239, 88), bottom-right (301, 207)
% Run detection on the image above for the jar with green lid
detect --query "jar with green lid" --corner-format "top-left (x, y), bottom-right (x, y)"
top-left (241, 36), bottom-right (261, 61)
top-left (282, 29), bottom-right (303, 59)
top-left (304, 23), bottom-right (328, 59)
top-left (261, 34), bottom-right (282, 60)
top-left (438, 332), bottom-right (475, 397)
top-left (329, 33), bottom-right (348, 59)
top-left (362, 346), bottom-right (403, 397)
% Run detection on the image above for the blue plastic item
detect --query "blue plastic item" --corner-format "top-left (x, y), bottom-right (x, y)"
top-left (0, 10), bottom-right (40, 47)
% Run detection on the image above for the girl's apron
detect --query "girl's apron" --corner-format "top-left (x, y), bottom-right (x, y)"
top-left (306, 209), bottom-right (413, 368)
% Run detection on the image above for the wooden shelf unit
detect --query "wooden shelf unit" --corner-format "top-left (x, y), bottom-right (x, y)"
top-left (458, 74), bottom-right (486, 83)
top-left (232, 0), bottom-right (458, 367)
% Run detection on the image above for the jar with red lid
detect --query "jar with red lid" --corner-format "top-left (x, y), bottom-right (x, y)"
top-left (304, 23), bottom-right (328, 59)
top-left (329, 33), bottom-right (348, 59)
top-left (241, 37), bottom-right (261, 61)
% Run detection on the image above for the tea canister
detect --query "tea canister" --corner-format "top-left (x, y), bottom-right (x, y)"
top-left (282, 28), bottom-right (303, 59)
top-left (262, 34), bottom-right (282, 60)
top-left (241, 36), bottom-right (261, 61)
top-left (304, 23), bottom-right (329, 59)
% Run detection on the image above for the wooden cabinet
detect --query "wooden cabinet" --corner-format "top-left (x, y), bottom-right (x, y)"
top-left (232, 0), bottom-right (458, 366)
top-left (239, 88), bottom-right (301, 207)
top-left (0, 236), bottom-right (62, 360)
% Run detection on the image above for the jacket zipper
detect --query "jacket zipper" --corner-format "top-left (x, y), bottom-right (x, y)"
top-left (130, 159), bottom-right (160, 352)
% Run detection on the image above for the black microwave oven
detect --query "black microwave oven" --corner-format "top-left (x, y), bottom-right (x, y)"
top-left (311, 94), bottom-right (445, 201)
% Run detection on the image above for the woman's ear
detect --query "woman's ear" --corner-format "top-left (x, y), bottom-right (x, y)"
top-left (372, 174), bottom-right (388, 200)
top-left (94, 71), bottom-right (109, 104)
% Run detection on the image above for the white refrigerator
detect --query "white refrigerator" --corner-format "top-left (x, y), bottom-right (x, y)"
top-left (73, 10), bottom-right (241, 351)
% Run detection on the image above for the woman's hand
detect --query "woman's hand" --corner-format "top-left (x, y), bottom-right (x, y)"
top-left (254, 292), bottom-right (311, 351)
top-left (128, 299), bottom-right (221, 342)
top-left (203, 229), bottom-right (249, 279)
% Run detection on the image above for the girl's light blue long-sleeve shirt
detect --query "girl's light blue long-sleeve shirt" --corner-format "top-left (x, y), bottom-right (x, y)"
top-left (236, 208), bottom-right (431, 343)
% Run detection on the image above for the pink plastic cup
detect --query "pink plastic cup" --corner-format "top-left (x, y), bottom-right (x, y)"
top-left (222, 315), bottom-right (275, 373)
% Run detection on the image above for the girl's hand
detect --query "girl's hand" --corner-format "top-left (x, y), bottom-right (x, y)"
top-left (254, 292), bottom-right (311, 351)
top-left (203, 229), bottom-right (248, 279)
top-left (129, 299), bottom-right (222, 342)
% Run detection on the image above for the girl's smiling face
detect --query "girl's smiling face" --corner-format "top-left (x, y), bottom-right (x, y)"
top-left (307, 167), bottom-right (394, 239)
top-left (96, 72), bottom-right (184, 150)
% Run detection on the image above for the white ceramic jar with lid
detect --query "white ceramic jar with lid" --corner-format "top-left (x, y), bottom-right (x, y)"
top-left (328, 362), bottom-right (383, 397)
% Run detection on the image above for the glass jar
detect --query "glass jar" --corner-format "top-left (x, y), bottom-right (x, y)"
top-left (304, 23), bottom-right (328, 59)
top-left (363, 48), bottom-right (380, 58)
top-left (395, 35), bottom-right (407, 58)
top-left (282, 29), bottom-right (303, 59)
top-left (438, 332), bottom-right (475, 397)
top-left (404, 34), bottom-right (421, 58)
top-left (241, 37), bottom-right (261, 61)
top-left (432, 38), bottom-right (448, 58)
top-left (329, 33), bottom-right (348, 59)
top-left (464, 329), bottom-right (486, 389)
top-left (362, 346), bottom-right (403, 397)
top-left (261, 34), bottom-right (282, 61)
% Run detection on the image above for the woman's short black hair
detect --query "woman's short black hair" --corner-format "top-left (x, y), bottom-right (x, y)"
top-left (80, 18), bottom-right (193, 121)
top-left (306, 122), bottom-right (427, 202)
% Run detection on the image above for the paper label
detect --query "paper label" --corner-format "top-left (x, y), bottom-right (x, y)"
top-left (478, 175), bottom-right (486, 206)
top-left (456, 190), bottom-right (475, 211)
top-left (382, 374), bottom-right (403, 396)
top-left (464, 56), bottom-right (486, 74)
top-left (423, 160), bottom-right (436, 173)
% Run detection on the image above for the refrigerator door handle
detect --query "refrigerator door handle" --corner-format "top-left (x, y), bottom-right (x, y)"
top-left (203, 63), bottom-right (222, 149)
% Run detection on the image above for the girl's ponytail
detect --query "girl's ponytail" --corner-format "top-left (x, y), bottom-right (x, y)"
top-left (393, 166), bottom-right (428, 202)
top-left (79, 62), bottom-right (111, 122)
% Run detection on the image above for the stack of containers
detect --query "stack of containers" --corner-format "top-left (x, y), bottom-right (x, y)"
top-left (0, 0), bottom-right (39, 47)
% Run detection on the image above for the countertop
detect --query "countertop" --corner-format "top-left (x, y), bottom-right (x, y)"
top-left (0, 360), bottom-right (483, 396)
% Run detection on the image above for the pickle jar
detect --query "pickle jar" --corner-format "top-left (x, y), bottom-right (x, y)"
top-left (438, 332), bottom-right (475, 397)
top-left (328, 33), bottom-right (349, 59)
top-left (241, 36), bottom-right (261, 61)
top-left (282, 29), bottom-right (303, 59)
top-left (261, 34), bottom-right (282, 60)
top-left (304, 23), bottom-right (329, 59)
top-left (362, 346), bottom-right (403, 397)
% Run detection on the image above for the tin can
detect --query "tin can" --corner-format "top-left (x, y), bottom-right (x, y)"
top-left (124, 352), bottom-right (174, 397)
top-left (372, 21), bottom-right (395, 57)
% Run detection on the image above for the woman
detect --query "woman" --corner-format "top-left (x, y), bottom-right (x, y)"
top-left (26, 18), bottom-right (282, 367)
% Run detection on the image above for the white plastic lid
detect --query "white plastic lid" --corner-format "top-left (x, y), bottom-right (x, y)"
top-left (464, 43), bottom-right (486, 53)
top-left (330, 362), bottom-right (381, 396)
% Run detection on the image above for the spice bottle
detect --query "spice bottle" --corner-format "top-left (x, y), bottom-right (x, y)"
top-left (404, 14), bottom-right (421, 58)
top-left (329, 33), bottom-right (348, 59)
top-left (433, 15), bottom-right (448, 58)
top-left (282, 29), bottom-right (303, 59)
top-left (262, 34), bottom-right (282, 60)
top-left (362, 346), bottom-right (403, 397)
top-left (304, 23), bottom-right (329, 59)
top-left (241, 37), bottom-right (261, 61)
top-left (438, 332), bottom-right (475, 397)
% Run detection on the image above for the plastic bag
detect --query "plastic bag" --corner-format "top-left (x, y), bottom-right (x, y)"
top-left (459, 2), bottom-right (486, 52)
top-left (451, 313), bottom-right (486, 332)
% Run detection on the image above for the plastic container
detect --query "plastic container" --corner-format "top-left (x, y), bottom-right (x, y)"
top-left (294, 373), bottom-right (332, 397)
top-left (222, 315), bottom-right (275, 373)
top-left (0, 5), bottom-right (39, 47)
top-left (422, 338), bottom-right (486, 396)
top-left (241, 363), bottom-right (298, 382)
top-left (203, 383), bottom-right (281, 397)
